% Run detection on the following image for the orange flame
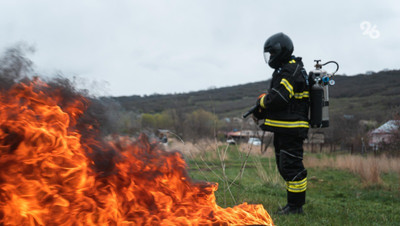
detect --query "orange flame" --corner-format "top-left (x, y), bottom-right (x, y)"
top-left (0, 80), bottom-right (273, 225)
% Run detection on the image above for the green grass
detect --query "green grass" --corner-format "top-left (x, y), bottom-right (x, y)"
top-left (186, 146), bottom-right (400, 226)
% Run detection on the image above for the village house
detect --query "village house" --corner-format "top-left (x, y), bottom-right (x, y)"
top-left (369, 120), bottom-right (400, 150)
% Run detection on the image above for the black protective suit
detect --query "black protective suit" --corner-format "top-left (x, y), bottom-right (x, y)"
top-left (258, 56), bottom-right (309, 208)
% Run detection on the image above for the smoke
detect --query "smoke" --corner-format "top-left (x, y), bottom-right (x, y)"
top-left (0, 43), bottom-right (122, 133)
top-left (0, 43), bottom-right (34, 90)
top-left (0, 43), bottom-right (125, 174)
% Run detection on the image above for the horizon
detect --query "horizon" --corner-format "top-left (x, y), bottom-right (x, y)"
top-left (113, 68), bottom-right (399, 98)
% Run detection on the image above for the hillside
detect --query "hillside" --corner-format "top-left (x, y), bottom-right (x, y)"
top-left (114, 70), bottom-right (400, 122)
top-left (329, 70), bottom-right (400, 121)
top-left (115, 80), bottom-right (270, 118)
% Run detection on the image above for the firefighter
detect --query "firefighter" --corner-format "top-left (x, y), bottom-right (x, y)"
top-left (254, 32), bottom-right (309, 214)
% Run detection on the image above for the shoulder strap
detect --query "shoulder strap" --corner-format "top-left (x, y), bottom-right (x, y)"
top-left (301, 68), bottom-right (309, 87)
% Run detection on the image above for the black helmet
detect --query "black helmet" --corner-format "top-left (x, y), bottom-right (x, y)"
top-left (263, 32), bottom-right (294, 69)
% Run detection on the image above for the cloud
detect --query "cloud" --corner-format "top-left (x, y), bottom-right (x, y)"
top-left (0, 0), bottom-right (399, 96)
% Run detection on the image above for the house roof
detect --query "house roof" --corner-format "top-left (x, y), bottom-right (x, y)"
top-left (371, 120), bottom-right (400, 134)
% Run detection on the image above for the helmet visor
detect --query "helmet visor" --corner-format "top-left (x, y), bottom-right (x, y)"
top-left (263, 52), bottom-right (271, 64)
top-left (263, 42), bottom-right (280, 64)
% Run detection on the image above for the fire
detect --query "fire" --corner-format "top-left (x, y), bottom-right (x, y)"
top-left (0, 80), bottom-right (273, 225)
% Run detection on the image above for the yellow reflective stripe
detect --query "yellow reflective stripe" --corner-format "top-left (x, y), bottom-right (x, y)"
top-left (260, 95), bottom-right (266, 108)
top-left (280, 78), bottom-right (294, 98)
top-left (289, 59), bottom-right (296, 64)
top-left (287, 185), bottom-right (307, 193)
top-left (288, 177), bottom-right (307, 185)
top-left (294, 91), bottom-right (310, 99)
top-left (286, 182), bottom-right (307, 190)
top-left (264, 119), bottom-right (309, 128)
top-left (286, 178), bottom-right (307, 193)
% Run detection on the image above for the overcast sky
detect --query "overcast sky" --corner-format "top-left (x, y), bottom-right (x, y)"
top-left (1, 0), bottom-right (399, 96)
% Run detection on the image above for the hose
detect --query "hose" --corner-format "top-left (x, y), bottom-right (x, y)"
top-left (321, 61), bottom-right (340, 76)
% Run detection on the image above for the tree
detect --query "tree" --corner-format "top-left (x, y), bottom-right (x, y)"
top-left (183, 109), bottom-right (218, 142)
top-left (163, 109), bottom-right (185, 137)
top-left (140, 113), bottom-right (156, 129)
top-left (116, 110), bottom-right (141, 135)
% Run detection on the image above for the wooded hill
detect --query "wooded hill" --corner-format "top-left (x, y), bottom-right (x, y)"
top-left (114, 70), bottom-right (400, 122)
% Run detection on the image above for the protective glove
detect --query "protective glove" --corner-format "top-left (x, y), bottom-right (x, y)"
top-left (253, 93), bottom-right (268, 120)
top-left (256, 93), bottom-right (267, 108)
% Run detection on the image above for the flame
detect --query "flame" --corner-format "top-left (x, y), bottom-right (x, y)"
top-left (0, 80), bottom-right (273, 225)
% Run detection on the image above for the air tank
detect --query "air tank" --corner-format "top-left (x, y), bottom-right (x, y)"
top-left (310, 79), bottom-right (324, 128)
top-left (309, 63), bottom-right (330, 128)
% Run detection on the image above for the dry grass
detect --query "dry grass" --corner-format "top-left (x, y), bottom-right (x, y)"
top-left (237, 143), bottom-right (275, 158)
top-left (304, 154), bottom-right (400, 186)
top-left (252, 156), bottom-right (282, 187)
top-left (168, 138), bottom-right (399, 188)
top-left (167, 138), bottom-right (222, 160)
top-left (168, 138), bottom-right (275, 159)
top-left (168, 138), bottom-right (283, 187)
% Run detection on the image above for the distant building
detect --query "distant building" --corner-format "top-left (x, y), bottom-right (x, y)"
top-left (226, 130), bottom-right (272, 142)
top-left (369, 120), bottom-right (400, 150)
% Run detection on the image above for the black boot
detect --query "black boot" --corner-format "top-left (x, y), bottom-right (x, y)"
top-left (274, 204), bottom-right (289, 214)
top-left (275, 190), bottom-right (305, 215)
top-left (276, 205), bottom-right (303, 215)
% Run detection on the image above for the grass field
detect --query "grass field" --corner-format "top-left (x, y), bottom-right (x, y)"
top-left (181, 144), bottom-right (400, 226)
